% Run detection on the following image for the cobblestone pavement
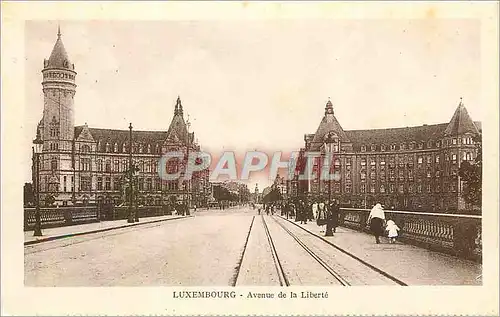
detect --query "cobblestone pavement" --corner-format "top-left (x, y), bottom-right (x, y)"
top-left (24, 207), bottom-right (481, 286)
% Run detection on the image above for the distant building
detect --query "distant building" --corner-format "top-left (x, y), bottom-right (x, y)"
top-left (32, 28), bottom-right (210, 207)
top-left (289, 99), bottom-right (481, 212)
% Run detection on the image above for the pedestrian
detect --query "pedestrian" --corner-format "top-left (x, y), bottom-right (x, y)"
top-left (385, 219), bottom-right (400, 244)
top-left (311, 202), bottom-right (318, 222)
top-left (300, 200), bottom-right (307, 224)
top-left (316, 201), bottom-right (327, 233)
top-left (367, 203), bottom-right (386, 244)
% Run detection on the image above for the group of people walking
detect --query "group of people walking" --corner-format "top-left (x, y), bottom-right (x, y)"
top-left (267, 199), bottom-right (401, 244)
top-left (280, 199), bottom-right (341, 237)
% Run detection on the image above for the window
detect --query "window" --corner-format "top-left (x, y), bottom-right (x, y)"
top-left (418, 143), bottom-right (424, 150)
top-left (81, 158), bottom-right (91, 171)
top-left (451, 182), bottom-right (457, 192)
top-left (436, 170), bottom-right (440, 178)
top-left (390, 144), bottom-right (396, 151)
top-left (97, 177), bottom-right (103, 190)
top-left (427, 184), bottom-right (431, 193)
top-left (155, 179), bottom-right (161, 191)
top-left (389, 169), bottom-right (395, 181)
top-left (427, 171), bottom-right (431, 178)
top-left (371, 144), bottom-right (376, 151)
top-left (139, 145), bottom-right (143, 153)
top-left (105, 142), bottom-right (110, 152)
top-left (445, 154), bottom-right (449, 161)
top-left (156, 144), bottom-right (160, 154)
top-left (51, 158), bottom-right (58, 171)
top-left (360, 184), bottom-right (366, 193)
top-left (380, 159), bottom-right (386, 166)
top-left (146, 178), bottom-right (152, 191)
top-left (114, 160), bottom-right (119, 172)
top-left (139, 178), bottom-right (144, 191)
top-left (122, 143), bottom-right (127, 153)
top-left (361, 145), bottom-right (366, 152)
top-left (465, 152), bottom-right (472, 161)
top-left (409, 142), bottom-right (415, 150)
top-left (400, 143), bottom-right (406, 150)
top-left (380, 185), bottom-right (385, 193)
top-left (399, 170), bottom-right (404, 180)
top-left (370, 184), bottom-right (375, 193)
top-left (436, 141), bottom-right (441, 148)
top-left (452, 154), bottom-right (457, 162)
top-left (334, 183), bottom-right (340, 193)
top-left (436, 184), bottom-right (440, 193)
top-left (427, 141), bottom-right (432, 148)
top-left (360, 170), bottom-right (366, 180)
top-left (435, 156), bottom-right (440, 163)
top-left (105, 177), bottom-right (111, 190)
top-left (105, 161), bottom-right (111, 172)
top-left (370, 171), bottom-right (376, 179)
top-left (380, 171), bottom-right (386, 179)
top-left (345, 184), bottom-right (352, 193)
top-left (80, 176), bottom-right (91, 191)
top-left (97, 159), bottom-right (103, 172)
top-left (361, 158), bottom-right (366, 166)
top-left (63, 176), bottom-right (67, 192)
top-left (381, 145), bottom-right (386, 152)
top-left (398, 184), bottom-right (404, 193)
top-left (417, 184), bottom-right (422, 193)
top-left (452, 138), bottom-right (457, 145)
top-left (114, 178), bottom-right (121, 190)
top-left (427, 156), bottom-right (432, 164)
top-left (114, 143), bottom-right (118, 152)
top-left (389, 184), bottom-right (395, 193)
top-left (408, 184), bottom-right (414, 193)
top-left (418, 157), bottom-right (423, 164)
top-left (148, 144), bottom-right (152, 153)
top-left (408, 169), bottom-right (413, 179)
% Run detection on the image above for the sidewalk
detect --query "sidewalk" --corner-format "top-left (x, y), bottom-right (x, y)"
top-left (25, 214), bottom-right (188, 245)
top-left (279, 215), bottom-right (482, 285)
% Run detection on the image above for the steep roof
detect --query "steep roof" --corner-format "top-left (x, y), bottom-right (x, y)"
top-left (165, 96), bottom-right (192, 145)
top-left (45, 27), bottom-right (73, 70)
top-left (84, 127), bottom-right (167, 144)
top-left (310, 100), bottom-right (350, 149)
top-left (444, 99), bottom-right (480, 136)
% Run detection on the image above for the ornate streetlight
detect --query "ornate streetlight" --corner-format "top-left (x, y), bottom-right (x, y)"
top-left (32, 132), bottom-right (44, 236)
top-left (128, 123), bottom-right (134, 223)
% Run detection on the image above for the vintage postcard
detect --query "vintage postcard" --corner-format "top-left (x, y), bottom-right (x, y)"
top-left (1, 1), bottom-right (499, 316)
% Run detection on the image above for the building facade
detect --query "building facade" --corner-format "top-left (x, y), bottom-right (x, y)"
top-left (290, 99), bottom-right (481, 212)
top-left (33, 29), bottom-right (210, 207)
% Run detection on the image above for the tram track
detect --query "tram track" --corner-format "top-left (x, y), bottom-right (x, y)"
top-left (273, 215), bottom-right (408, 286)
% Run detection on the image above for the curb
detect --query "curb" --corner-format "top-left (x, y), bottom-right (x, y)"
top-left (24, 215), bottom-right (192, 246)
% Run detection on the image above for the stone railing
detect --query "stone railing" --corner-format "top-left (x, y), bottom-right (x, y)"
top-left (340, 208), bottom-right (482, 261)
top-left (24, 206), bottom-right (99, 231)
top-left (24, 205), bottom-right (178, 231)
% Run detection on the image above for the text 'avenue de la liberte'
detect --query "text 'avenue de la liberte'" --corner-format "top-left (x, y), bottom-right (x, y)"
top-left (172, 291), bottom-right (329, 299)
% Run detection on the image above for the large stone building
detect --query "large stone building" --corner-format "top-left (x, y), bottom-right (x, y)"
top-left (33, 28), bottom-right (210, 207)
top-left (289, 99), bottom-right (481, 212)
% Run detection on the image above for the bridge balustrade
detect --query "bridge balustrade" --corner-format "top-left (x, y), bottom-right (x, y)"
top-left (340, 208), bottom-right (481, 261)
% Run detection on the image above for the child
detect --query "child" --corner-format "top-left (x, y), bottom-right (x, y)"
top-left (385, 220), bottom-right (400, 244)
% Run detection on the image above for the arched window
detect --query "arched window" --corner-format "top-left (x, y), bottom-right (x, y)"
top-left (81, 144), bottom-right (90, 153)
top-left (147, 144), bottom-right (151, 153)
top-left (105, 142), bottom-right (110, 152)
top-left (122, 143), bottom-right (127, 153)
top-left (114, 142), bottom-right (118, 152)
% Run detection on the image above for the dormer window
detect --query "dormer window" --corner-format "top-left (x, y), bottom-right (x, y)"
top-left (381, 144), bottom-right (386, 152)
top-left (122, 143), bottom-right (126, 153)
top-left (390, 144), bottom-right (396, 151)
top-left (105, 142), bottom-right (110, 152)
top-left (400, 143), bottom-right (406, 150)
top-left (418, 143), bottom-right (424, 150)
top-left (147, 144), bottom-right (151, 153)
top-left (409, 142), bottom-right (415, 150)
top-left (436, 141), bottom-right (441, 148)
top-left (427, 141), bottom-right (432, 148)
top-left (156, 144), bottom-right (160, 154)
top-left (371, 144), bottom-right (376, 151)
top-left (114, 142), bottom-right (118, 152)
top-left (361, 145), bottom-right (366, 152)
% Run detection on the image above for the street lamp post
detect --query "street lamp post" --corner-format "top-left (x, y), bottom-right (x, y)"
top-left (32, 133), bottom-right (44, 236)
top-left (128, 123), bottom-right (134, 223)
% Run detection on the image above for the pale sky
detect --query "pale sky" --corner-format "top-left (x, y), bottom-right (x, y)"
top-left (23, 20), bottom-right (481, 189)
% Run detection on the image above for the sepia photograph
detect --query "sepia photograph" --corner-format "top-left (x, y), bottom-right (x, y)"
top-left (2, 1), bottom-right (499, 316)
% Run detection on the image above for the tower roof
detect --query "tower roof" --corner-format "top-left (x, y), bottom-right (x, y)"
top-left (45, 26), bottom-right (73, 70)
top-left (310, 99), bottom-right (350, 149)
top-left (165, 97), bottom-right (191, 144)
top-left (443, 98), bottom-right (480, 136)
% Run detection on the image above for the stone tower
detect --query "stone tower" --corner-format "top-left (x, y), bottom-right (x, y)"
top-left (39, 26), bottom-right (77, 203)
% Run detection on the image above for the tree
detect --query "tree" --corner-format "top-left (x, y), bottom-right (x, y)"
top-left (458, 135), bottom-right (482, 208)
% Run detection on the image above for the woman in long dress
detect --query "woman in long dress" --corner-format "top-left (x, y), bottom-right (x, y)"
top-left (367, 203), bottom-right (386, 244)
